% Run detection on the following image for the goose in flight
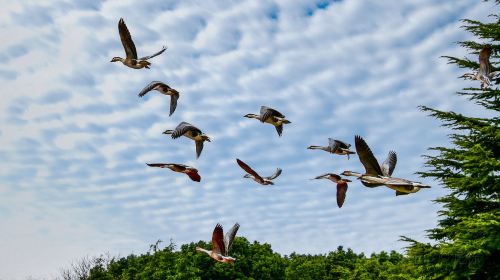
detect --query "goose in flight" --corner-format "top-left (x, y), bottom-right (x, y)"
top-left (341, 135), bottom-right (397, 188)
top-left (342, 135), bottom-right (430, 195)
top-left (312, 173), bottom-right (351, 208)
top-left (163, 122), bottom-right (211, 158)
top-left (236, 159), bottom-right (281, 185)
top-left (308, 138), bottom-right (356, 159)
top-left (110, 18), bottom-right (167, 69)
top-left (244, 106), bottom-right (291, 137)
top-left (196, 223), bottom-right (240, 263)
top-left (146, 163), bottom-right (201, 182)
top-left (139, 81), bottom-right (180, 116)
top-left (460, 44), bottom-right (498, 89)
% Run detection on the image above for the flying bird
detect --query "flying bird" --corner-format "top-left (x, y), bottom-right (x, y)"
top-left (342, 135), bottom-right (429, 195)
top-left (236, 159), bottom-right (281, 185)
top-left (139, 81), bottom-right (180, 116)
top-left (341, 135), bottom-right (397, 188)
top-left (196, 223), bottom-right (240, 263)
top-left (312, 173), bottom-right (351, 208)
top-left (460, 44), bottom-right (499, 89)
top-left (244, 106), bottom-right (291, 137)
top-left (146, 163), bottom-right (201, 182)
top-left (163, 122), bottom-right (211, 159)
top-left (110, 18), bottom-right (167, 69)
top-left (308, 138), bottom-right (356, 159)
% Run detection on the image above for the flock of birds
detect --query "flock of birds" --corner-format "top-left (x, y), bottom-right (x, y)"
top-left (109, 18), bottom-right (493, 263)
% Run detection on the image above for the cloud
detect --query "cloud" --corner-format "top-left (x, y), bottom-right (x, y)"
top-left (0, 0), bottom-right (496, 279)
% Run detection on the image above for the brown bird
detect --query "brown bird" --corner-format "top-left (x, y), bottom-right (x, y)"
top-left (163, 122), bottom-right (211, 159)
top-left (139, 81), bottom-right (180, 116)
top-left (342, 135), bottom-right (430, 195)
top-left (110, 18), bottom-right (167, 69)
top-left (236, 159), bottom-right (281, 185)
top-left (244, 106), bottom-right (291, 137)
top-left (196, 223), bottom-right (240, 263)
top-left (307, 138), bottom-right (356, 159)
top-left (146, 163), bottom-right (201, 182)
top-left (341, 135), bottom-right (397, 188)
top-left (312, 173), bottom-right (351, 208)
top-left (461, 44), bottom-right (498, 89)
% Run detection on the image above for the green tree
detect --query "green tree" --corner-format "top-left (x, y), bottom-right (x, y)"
top-left (403, 2), bottom-right (500, 279)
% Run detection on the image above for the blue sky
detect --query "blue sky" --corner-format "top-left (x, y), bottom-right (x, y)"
top-left (0, 0), bottom-right (495, 279)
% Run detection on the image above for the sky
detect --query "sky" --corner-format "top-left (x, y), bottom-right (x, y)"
top-left (0, 0), bottom-right (495, 279)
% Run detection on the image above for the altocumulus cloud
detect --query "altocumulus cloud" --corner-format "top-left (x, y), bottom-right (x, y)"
top-left (0, 0), bottom-right (495, 279)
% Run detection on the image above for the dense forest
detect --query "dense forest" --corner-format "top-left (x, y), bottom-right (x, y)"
top-left (60, 1), bottom-right (499, 279)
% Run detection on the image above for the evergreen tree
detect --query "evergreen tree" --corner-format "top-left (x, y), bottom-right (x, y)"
top-left (403, 1), bottom-right (500, 279)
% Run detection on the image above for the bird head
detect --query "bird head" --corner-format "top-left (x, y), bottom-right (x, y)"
top-left (341, 171), bottom-right (352, 177)
top-left (244, 113), bottom-right (259, 119)
top-left (110, 57), bottom-right (123, 63)
top-left (202, 135), bottom-right (211, 142)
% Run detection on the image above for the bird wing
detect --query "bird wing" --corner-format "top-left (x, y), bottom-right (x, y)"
top-left (331, 139), bottom-right (350, 149)
top-left (354, 135), bottom-right (383, 176)
top-left (195, 140), bottom-right (204, 158)
top-left (138, 81), bottom-right (164, 97)
top-left (479, 44), bottom-right (492, 76)
top-left (172, 122), bottom-right (201, 139)
top-left (275, 124), bottom-right (283, 137)
top-left (336, 181), bottom-right (348, 208)
top-left (236, 159), bottom-right (263, 180)
top-left (169, 90), bottom-right (179, 116)
top-left (185, 168), bottom-right (201, 182)
top-left (146, 163), bottom-right (169, 168)
top-left (328, 138), bottom-right (340, 152)
top-left (211, 224), bottom-right (226, 255)
top-left (139, 46), bottom-right (167, 61)
top-left (260, 106), bottom-right (285, 122)
top-left (118, 18), bottom-right (137, 59)
top-left (381, 151), bottom-right (397, 177)
top-left (396, 191), bottom-right (410, 196)
top-left (265, 168), bottom-right (282, 180)
top-left (224, 223), bottom-right (240, 254)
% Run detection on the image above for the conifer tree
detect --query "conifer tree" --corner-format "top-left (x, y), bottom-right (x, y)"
top-left (403, 1), bottom-right (500, 279)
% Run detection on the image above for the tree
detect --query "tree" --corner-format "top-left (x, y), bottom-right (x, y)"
top-left (403, 2), bottom-right (500, 279)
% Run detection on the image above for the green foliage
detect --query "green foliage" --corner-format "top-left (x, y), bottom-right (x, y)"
top-left (404, 2), bottom-right (500, 279)
top-left (66, 239), bottom-right (412, 280)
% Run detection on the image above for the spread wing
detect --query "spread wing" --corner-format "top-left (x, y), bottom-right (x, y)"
top-left (328, 138), bottom-right (340, 152)
top-left (118, 18), bottom-right (137, 59)
top-left (138, 81), bottom-right (164, 97)
top-left (331, 139), bottom-right (350, 149)
top-left (354, 135), bottom-right (383, 176)
top-left (336, 181), bottom-right (348, 208)
top-left (224, 223), bottom-right (240, 254)
top-left (236, 159), bottom-right (263, 180)
top-left (185, 168), bottom-right (201, 182)
top-left (265, 168), bottom-right (282, 180)
top-left (172, 122), bottom-right (201, 139)
top-left (146, 163), bottom-right (169, 168)
top-left (169, 90), bottom-right (179, 116)
top-left (479, 44), bottom-right (492, 76)
top-left (139, 45), bottom-right (167, 61)
top-left (381, 151), bottom-right (397, 177)
top-left (211, 224), bottom-right (226, 255)
top-left (260, 106), bottom-right (285, 122)
top-left (195, 140), bottom-right (204, 159)
top-left (275, 124), bottom-right (283, 137)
